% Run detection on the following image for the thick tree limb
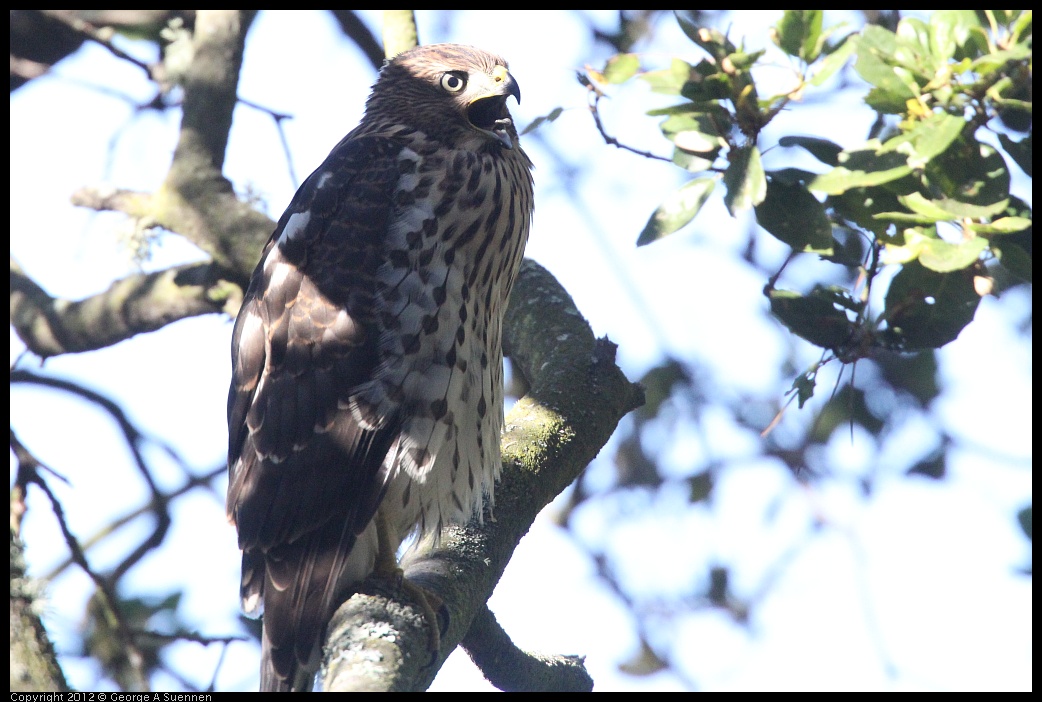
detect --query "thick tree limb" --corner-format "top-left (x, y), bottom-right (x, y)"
top-left (321, 259), bottom-right (644, 691)
top-left (382, 11), bottom-right (419, 59)
top-left (462, 604), bottom-right (594, 692)
top-left (10, 258), bottom-right (241, 358)
top-left (150, 10), bottom-right (272, 276)
top-left (10, 528), bottom-right (70, 692)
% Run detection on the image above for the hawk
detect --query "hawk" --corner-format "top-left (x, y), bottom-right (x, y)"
top-left (226, 44), bottom-right (534, 691)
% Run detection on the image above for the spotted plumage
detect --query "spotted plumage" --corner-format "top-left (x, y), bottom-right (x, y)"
top-left (226, 44), bottom-right (533, 691)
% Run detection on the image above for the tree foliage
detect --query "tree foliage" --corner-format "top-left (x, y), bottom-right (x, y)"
top-left (587, 10), bottom-right (1031, 374)
top-left (554, 9), bottom-right (1031, 681)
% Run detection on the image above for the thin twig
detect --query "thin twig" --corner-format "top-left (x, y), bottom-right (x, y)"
top-left (29, 470), bottom-right (151, 690)
top-left (582, 73), bottom-right (673, 162)
top-left (42, 11), bottom-right (157, 80)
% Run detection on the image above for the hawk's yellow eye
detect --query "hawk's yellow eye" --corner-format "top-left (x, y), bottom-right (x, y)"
top-left (440, 72), bottom-right (466, 93)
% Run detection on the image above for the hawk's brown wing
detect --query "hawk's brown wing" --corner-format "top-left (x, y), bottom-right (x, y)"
top-left (226, 135), bottom-right (408, 688)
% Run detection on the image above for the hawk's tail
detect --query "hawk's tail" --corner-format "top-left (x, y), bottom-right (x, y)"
top-left (253, 517), bottom-right (377, 691)
top-left (260, 632), bottom-right (310, 692)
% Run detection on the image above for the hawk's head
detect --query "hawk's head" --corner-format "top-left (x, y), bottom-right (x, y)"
top-left (366, 43), bottom-right (522, 151)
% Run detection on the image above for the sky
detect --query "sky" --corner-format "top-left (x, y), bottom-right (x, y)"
top-left (10, 10), bottom-right (1032, 692)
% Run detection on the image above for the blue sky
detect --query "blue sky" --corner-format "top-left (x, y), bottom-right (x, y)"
top-left (10, 10), bottom-right (1032, 691)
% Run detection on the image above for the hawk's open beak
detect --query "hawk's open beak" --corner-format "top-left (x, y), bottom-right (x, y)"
top-left (467, 65), bottom-right (521, 149)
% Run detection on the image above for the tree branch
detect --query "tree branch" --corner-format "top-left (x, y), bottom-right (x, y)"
top-left (169, 10), bottom-right (251, 176)
top-left (152, 10), bottom-right (273, 276)
top-left (10, 258), bottom-right (242, 358)
top-left (321, 259), bottom-right (644, 691)
top-left (10, 527), bottom-right (70, 692)
top-left (382, 11), bottom-right (419, 58)
top-left (462, 604), bottom-right (594, 692)
top-left (329, 10), bottom-right (385, 69)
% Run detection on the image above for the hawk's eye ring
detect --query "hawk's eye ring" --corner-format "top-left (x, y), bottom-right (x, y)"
top-left (440, 72), bottom-right (466, 93)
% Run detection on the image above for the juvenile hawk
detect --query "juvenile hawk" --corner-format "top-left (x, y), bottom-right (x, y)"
top-left (226, 43), bottom-right (534, 691)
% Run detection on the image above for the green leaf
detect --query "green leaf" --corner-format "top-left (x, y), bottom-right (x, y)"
top-left (876, 193), bottom-right (1012, 224)
top-left (927, 12), bottom-right (958, 62)
top-left (877, 349), bottom-right (940, 406)
top-left (897, 192), bottom-right (963, 221)
top-left (638, 360), bottom-right (689, 417)
top-left (993, 240), bottom-right (1033, 283)
top-left (648, 100), bottom-right (735, 133)
top-left (965, 217), bottom-right (1033, 234)
top-left (768, 167), bottom-right (821, 186)
top-left (1009, 10), bottom-right (1033, 42)
top-left (822, 227), bottom-right (869, 267)
top-left (673, 130), bottom-right (724, 154)
top-left (671, 148), bottom-right (716, 173)
top-left (789, 368), bottom-right (818, 409)
top-left (918, 235), bottom-right (989, 272)
top-left (908, 193), bottom-right (1010, 220)
top-left (659, 114), bottom-right (726, 155)
top-left (881, 261), bottom-right (980, 350)
top-left (874, 211), bottom-right (945, 225)
top-left (778, 135), bottom-right (843, 166)
top-left (640, 58), bottom-right (692, 95)
top-left (755, 178), bottom-right (833, 251)
top-left (881, 227), bottom-right (987, 271)
top-left (768, 286), bottom-right (858, 349)
top-left (969, 44), bottom-right (1032, 75)
top-left (723, 145), bottom-right (767, 215)
top-left (636, 177), bottom-right (716, 246)
top-left (907, 450), bottom-right (947, 479)
top-left (679, 66), bottom-right (733, 102)
top-left (725, 49), bottom-right (766, 71)
top-left (828, 186), bottom-right (907, 235)
top-left (998, 133), bottom-right (1032, 177)
top-left (896, 17), bottom-right (936, 74)
top-left (854, 25), bottom-right (922, 111)
top-left (675, 13), bottom-right (737, 58)
top-left (521, 107), bottom-right (563, 135)
top-left (879, 112), bottom-right (965, 170)
top-left (809, 35), bottom-right (857, 86)
top-left (674, 10), bottom-right (705, 46)
top-left (813, 385), bottom-right (886, 441)
top-left (808, 144), bottom-right (912, 195)
top-left (773, 10), bottom-right (824, 61)
top-left (603, 53), bottom-right (641, 84)
top-left (929, 11), bottom-right (980, 62)
top-left (927, 141), bottom-right (1010, 208)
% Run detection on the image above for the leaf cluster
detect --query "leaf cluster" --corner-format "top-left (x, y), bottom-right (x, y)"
top-left (586, 10), bottom-right (1031, 401)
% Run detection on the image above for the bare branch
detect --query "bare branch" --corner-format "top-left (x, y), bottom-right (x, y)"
top-left (156, 10), bottom-right (273, 276)
top-left (19, 456), bottom-right (151, 690)
top-left (9, 371), bottom-right (185, 583)
top-left (70, 186), bottom-right (154, 217)
top-left (462, 605), bottom-right (594, 692)
top-left (43, 465), bottom-right (225, 582)
top-left (582, 74), bottom-right (673, 163)
top-left (61, 12), bottom-right (276, 276)
top-left (169, 10), bottom-right (254, 175)
top-left (329, 10), bottom-right (385, 69)
top-left (40, 10), bottom-right (156, 80)
top-left (11, 258), bottom-right (242, 358)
